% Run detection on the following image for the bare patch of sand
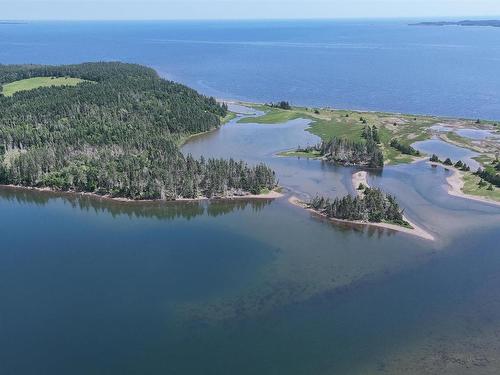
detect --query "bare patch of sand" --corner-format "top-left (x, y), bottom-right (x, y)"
top-left (352, 171), bottom-right (368, 195)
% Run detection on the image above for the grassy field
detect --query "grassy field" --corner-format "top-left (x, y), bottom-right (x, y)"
top-left (2, 77), bottom-right (87, 96)
top-left (462, 173), bottom-right (500, 201)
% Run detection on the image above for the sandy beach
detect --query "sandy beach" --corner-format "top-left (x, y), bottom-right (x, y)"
top-left (352, 171), bottom-right (368, 195)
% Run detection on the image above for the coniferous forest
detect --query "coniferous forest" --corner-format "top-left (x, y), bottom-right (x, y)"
top-left (0, 62), bottom-right (276, 199)
top-left (319, 136), bottom-right (384, 168)
top-left (309, 187), bottom-right (408, 226)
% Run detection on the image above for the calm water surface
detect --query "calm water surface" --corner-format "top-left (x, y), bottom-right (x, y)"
top-left (1, 20), bottom-right (500, 375)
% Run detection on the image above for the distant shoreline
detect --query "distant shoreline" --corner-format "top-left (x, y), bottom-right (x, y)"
top-left (410, 20), bottom-right (500, 28)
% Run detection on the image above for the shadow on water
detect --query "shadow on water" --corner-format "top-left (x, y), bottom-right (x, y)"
top-left (0, 186), bottom-right (273, 221)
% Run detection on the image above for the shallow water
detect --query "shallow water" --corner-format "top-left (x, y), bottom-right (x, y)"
top-left (412, 138), bottom-right (481, 170)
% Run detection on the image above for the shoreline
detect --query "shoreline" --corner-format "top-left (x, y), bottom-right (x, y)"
top-left (428, 162), bottom-right (500, 207)
top-left (225, 100), bottom-right (500, 124)
top-left (0, 184), bottom-right (284, 204)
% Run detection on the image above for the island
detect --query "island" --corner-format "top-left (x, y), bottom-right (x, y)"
top-left (410, 20), bottom-right (500, 28)
top-left (0, 63), bottom-right (278, 200)
top-left (289, 170), bottom-right (435, 240)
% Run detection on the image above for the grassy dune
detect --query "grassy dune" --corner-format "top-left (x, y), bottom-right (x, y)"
top-left (2, 77), bottom-right (86, 96)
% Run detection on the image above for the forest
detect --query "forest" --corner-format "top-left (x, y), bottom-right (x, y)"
top-left (0, 62), bottom-right (276, 199)
top-left (308, 187), bottom-right (408, 226)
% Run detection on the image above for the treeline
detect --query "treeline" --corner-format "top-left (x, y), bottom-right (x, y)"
top-left (430, 154), bottom-right (471, 171)
top-left (0, 62), bottom-right (276, 199)
top-left (390, 138), bottom-right (420, 156)
top-left (309, 187), bottom-right (408, 226)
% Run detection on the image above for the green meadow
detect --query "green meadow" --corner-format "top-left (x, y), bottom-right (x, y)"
top-left (2, 76), bottom-right (86, 96)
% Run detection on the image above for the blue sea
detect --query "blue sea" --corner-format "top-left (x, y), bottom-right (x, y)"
top-left (2, 20), bottom-right (500, 119)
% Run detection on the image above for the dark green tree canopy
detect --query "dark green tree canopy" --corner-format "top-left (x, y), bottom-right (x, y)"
top-left (0, 62), bottom-right (276, 199)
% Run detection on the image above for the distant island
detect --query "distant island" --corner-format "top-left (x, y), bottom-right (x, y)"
top-left (411, 20), bottom-right (500, 28)
top-left (0, 21), bottom-right (27, 25)
top-left (0, 63), bottom-right (277, 200)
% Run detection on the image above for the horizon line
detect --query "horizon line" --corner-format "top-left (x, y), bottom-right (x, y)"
top-left (2, 15), bottom-right (500, 22)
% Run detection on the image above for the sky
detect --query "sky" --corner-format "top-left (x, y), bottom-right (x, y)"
top-left (2, 0), bottom-right (500, 20)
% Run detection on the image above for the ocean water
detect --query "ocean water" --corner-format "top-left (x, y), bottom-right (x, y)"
top-left (1, 20), bottom-right (500, 119)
